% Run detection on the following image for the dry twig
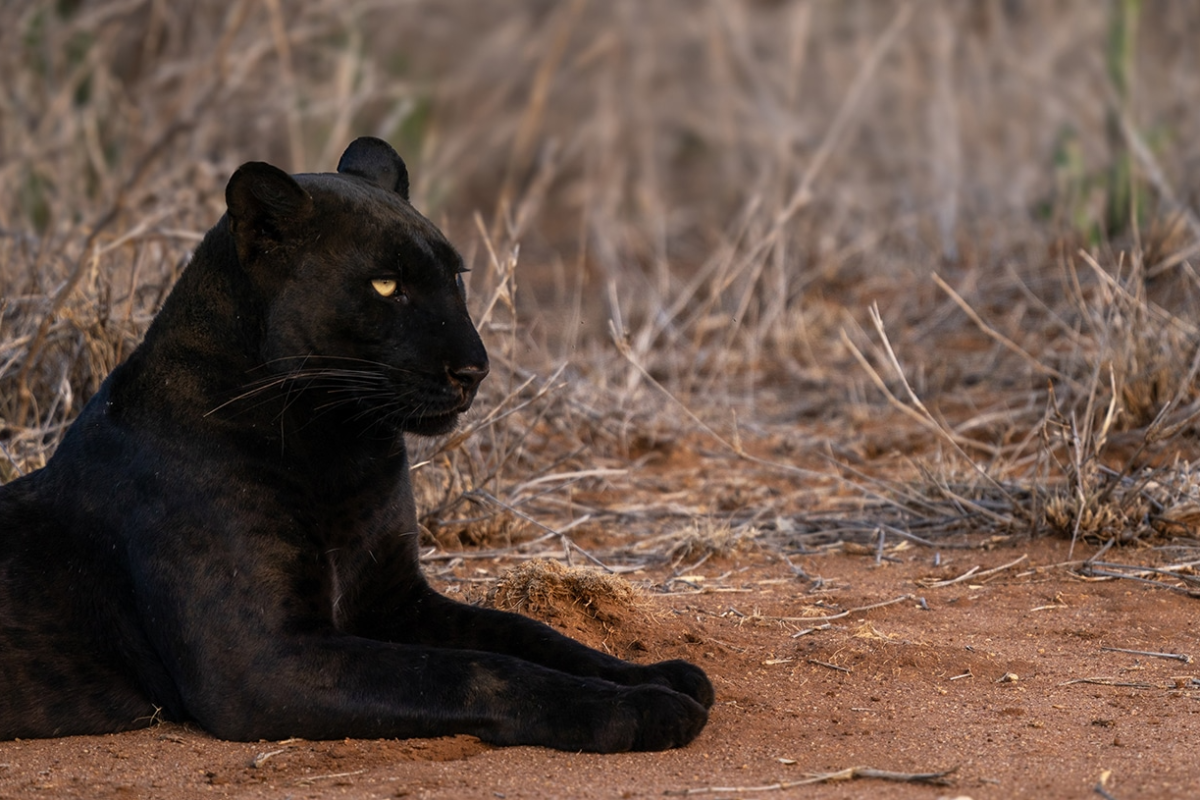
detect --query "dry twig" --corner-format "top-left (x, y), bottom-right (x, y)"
top-left (916, 554), bottom-right (1029, 589)
top-left (1100, 646), bottom-right (1193, 664)
top-left (774, 594), bottom-right (915, 624)
top-left (664, 765), bottom-right (956, 795)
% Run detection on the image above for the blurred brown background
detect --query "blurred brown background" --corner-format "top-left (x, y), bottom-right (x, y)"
top-left (3, 1), bottom-right (1200, 540)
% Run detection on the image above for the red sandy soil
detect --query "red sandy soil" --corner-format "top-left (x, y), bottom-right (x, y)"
top-left (1, 537), bottom-right (1197, 800)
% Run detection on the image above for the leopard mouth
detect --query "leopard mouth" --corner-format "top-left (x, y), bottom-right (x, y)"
top-left (399, 390), bottom-right (477, 435)
top-left (382, 371), bottom-right (480, 435)
top-left (403, 408), bottom-right (463, 436)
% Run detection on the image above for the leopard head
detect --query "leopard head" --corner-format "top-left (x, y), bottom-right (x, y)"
top-left (223, 137), bottom-right (489, 437)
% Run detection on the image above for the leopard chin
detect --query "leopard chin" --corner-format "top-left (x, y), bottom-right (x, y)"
top-left (403, 410), bottom-right (464, 437)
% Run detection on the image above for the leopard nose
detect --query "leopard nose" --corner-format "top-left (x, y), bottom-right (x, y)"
top-left (448, 362), bottom-right (489, 391)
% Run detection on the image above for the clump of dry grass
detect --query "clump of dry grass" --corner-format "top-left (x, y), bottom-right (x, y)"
top-left (667, 518), bottom-right (757, 566)
top-left (486, 560), bottom-right (642, 625)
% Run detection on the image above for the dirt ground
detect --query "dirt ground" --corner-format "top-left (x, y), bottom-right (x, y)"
top-left (1, 537), bottom-right (1196, 800)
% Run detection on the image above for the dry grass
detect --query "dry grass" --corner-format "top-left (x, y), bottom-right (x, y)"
top-left (486, 560), bottom-right (642, 624)
top-left (4, 1), bottom-right (1200, 571)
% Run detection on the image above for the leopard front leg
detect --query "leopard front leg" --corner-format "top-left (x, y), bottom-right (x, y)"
top-left (357, 587), bottom-right (715, 709)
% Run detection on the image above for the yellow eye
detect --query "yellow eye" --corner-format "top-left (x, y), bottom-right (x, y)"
top-left (371, 279), bottom-right (397, 297)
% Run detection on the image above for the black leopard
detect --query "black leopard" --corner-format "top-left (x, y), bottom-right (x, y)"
top-left (0, 138), bottom-right (712, 752)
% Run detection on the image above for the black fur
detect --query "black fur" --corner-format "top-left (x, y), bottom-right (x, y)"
top-left (0, 138), bottom-right (712, 751)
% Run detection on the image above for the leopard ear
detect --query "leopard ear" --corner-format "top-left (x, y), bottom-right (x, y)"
top-left (337, 137), bottom-right (410, 201)
top-left (225, 162), bottom-right (313, 261)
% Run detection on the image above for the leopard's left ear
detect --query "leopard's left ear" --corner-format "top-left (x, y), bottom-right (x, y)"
top-left (337, 137), bottom-right (410, 201)
top-left (226, 161), bottom-right (314, 266)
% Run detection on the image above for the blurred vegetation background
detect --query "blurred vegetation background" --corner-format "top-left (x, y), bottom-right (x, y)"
top-left (4, 0), bottom-right (1200, 549)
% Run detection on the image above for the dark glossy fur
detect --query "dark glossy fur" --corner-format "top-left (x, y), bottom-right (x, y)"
top-left (0, 138), bottom-right (711, 751)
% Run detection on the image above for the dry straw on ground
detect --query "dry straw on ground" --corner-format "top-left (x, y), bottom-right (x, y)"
top-left (3, 1), bottom-right (1200, 581)
top-left (486, 560), bottom-right (642, 624)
